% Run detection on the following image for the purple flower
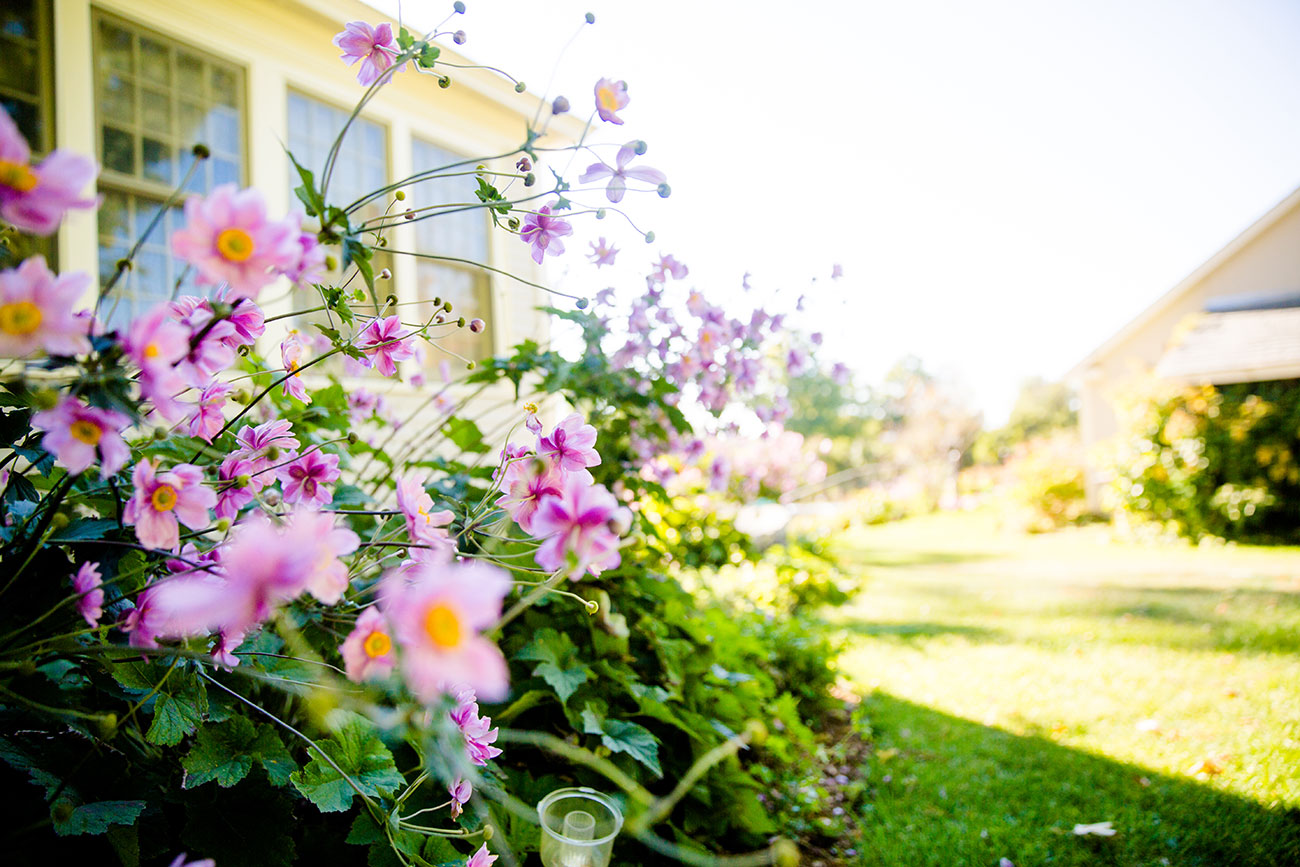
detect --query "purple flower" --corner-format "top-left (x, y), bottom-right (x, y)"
top-left (520, 205), bottom-right (573, 265)
top-left (532, 476), bottom-right (626, 580)
top-left (170, 184), bottom-right (302, 301)
top-left (593, 77), bottom-right (629, 124)
top-left (333, 21), bottom-right (404, 86)
top-left (210, 629), bottom-right (244, 670)
top-left (448, 684), bottom-right (504, 766)
top-left (449, 778), bottom-right (472, 819)
top-left (588, 237), bottom-right (619, 267)
top-left (187, 382), bottom-right (232, 443)
top-left (651, 253), bottom-right (689, 283)
top-left (72, 562), bottom-right (104, 627)
top-left (467, 845), bottom-right (498, 867)
top-left (215, 455), bottom-right (256, 520)
top-left (0, 107), bottom-right (97, 235)
top-left (32, 397), bottom-right (131, 478)
top-left (831, 263), bottom-right (843, 279)
top-left (578, 142), bottom-right (666, 204)
top-left (497, 457), bottom-right (565, 535)
top-left (276, 449), bottom-right (340, 507)
top-left (0, 257), bottom-right (91, 358)
top-left (356, 315), bottom-right (415, 377)
top-left (124, 460), bottom-right (217, 551)
top-left (538, 413), bottom-right (601, 473)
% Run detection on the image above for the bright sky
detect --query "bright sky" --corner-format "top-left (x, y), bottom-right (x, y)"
top-left (373, 0), bottom-right (1300, 423)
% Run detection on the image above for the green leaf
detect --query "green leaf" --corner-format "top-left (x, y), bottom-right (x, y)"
top-left (517, 628), bottom-right (589, 705)
top-left (145, 674), bottom-right (208, 746)
top-left (442, 417), bottom-right (489, 453)
top-left (290, 716), bottom-right (404, 813)
top-left (182, 718), bottom-right (293, 788)
top-left (598, 719), bottom-right (662, 778)
top-left (495, 688), bottom-right (551, 723)
top-left (51, 518), bottom-right (117, 541)
top-left (288, 151), bottom-right (324, 217)
top-left (51, 799), bottom-right (146, 836)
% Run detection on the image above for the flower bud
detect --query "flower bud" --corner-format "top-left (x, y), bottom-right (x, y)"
top-left (266, 447), bottom-right (280, 461)
top-left (264, 489), bottom-right (282, 507)
top-left (551, 95), bottom-right (570, 115)
top-left (153, 427), bottom-right (168, 441)
top-left (523, 172), bottom-right (536, 187)
top-left (453, 30), bottom-right (466, 44)
top-left (235, 475), bottom-right (251, 488)
top-left (192, 143), bottom-right (211, 159)
top-left (516, 156), bottom-right (532, 172)
top-left (438, 75), bottom-right (452, 89)
top-left (325, 255), bottom-right (338, 270)
top-left (596, 209), bottom-right (606, 219)
top-left (584, 599), bottom-right (599, 615)
top-left (443, 301), bottom-right (453, 312)
top-left (379, 268), bottom-right (392, 280)
top-left (211, 300), bottom-right (233, 318)
top-left (95, 712), bottom-right (118, 741)
top-left (468, 318), bottom-right (485, 333)
top-left (634, 140), bottom-right (648, 155)
top-left (507, 217), bottom-right (520, 230)
top-left (394, 190), bottom-right (406, 201)
top-left (404, 209), bottom-right (414, 220)
top-left (347, 431), bottom-right (359, 444)
top-left (50, 512), bottom-right (70, 531)
top-left (465, 360), bottom-right (476, 370)
top-left (585, 11), bottom-right (595, 23)
top-left (576, 298), bottom-right (588, 310)
top-left (644, 231), bottom-right (655, 243)
top-left (657, 183), bottom-right (671, 198)
top-left (482, 824), bottom-right (494, 841)
top-left (453, 1), bottom-right (465, 12)
top-left (115, 257), bottom-right (132, 272)
top-left (514, 81), bottom-right (526, 93)
top-left (457, 317), bottom-right (466, 328)
top-left (771, 839), bottom-right (800, 867)
top-left (215, 517), bottom-right (232, 533)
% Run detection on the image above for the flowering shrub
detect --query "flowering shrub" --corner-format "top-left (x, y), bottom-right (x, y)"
top-left (0, 9), bottom-right (842, 866)
top-left (1109, 379), bottom-right (1300, 543)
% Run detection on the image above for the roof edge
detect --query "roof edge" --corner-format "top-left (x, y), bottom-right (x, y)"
top-left (1067, 182), bottom-right (1300, 383)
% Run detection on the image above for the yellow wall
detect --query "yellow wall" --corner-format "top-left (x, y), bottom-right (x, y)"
top-left (50, 0), bottom-right (566, 360)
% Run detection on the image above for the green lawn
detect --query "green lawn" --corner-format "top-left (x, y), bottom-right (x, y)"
top-left (829, 511), bottom-right (1300, 866)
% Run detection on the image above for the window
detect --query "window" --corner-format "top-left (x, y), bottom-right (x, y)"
top-left (92, 12), bottom-right (246, 326)
top-left (1, 0), bottom-right (54, 153)
top-left (410, 138), bottom-right (493, 361)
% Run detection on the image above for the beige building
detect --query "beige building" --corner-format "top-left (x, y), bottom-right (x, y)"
top-left (7, 0), bottom-right (569, 369)
top-left (1068, 184), bottom-right (1300, 507)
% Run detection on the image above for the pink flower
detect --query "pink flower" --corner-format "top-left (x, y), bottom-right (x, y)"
top-left (277, 449), bottom-right (340, 507)
top-left (286, 507), bottom-right (359, 604)
top-left (72, 562), bottom-right (104, 627)
top-left (383, 560), bottom-right (511, 702)
top-left (579, 141), bottom-right (666, 204)
top-left (593, 77), bottom-right (629, 124)
top-left (588, 237), bottom-right (619, 268)
top-left (538, 413), bottom-right (601, 473)
top-left (0, 107), bottom-right (97, 235)
top-left (449, 685), bottom-right (503, 766)
top-left (187, 382), bottom-right (232, 443)
top-left (396, 476), bottom-right (456, 560)
top-left (651, 253), bottom-right (689, 283)
top-left (31, 397), bottom-right (130, 478)
top-left (210, 628), bottom-right (244, 669)
top-left (124, 303), bottom-right (190, 421)
top-left (215, 455), bottom-right (256, 520)
top-left (285, 224), bottom-right (327, 286)
top-left (532, 476), bottom-right (626, 580)
top-left (170, 184), bottom-right (301, 300)
top-left (467, 845), bottom-right (498, 867)
top-left (280, 330), bottom-right (312, 404)
top-left (831, 263), bottom-right (843, 279)
top-left (0, 257), bottom-right (91, 357)
top-left (348, 389), bottom-right (379, 422)
top-left (167, 297), bottom-right (238, 388)
top-left (356, 315), bottom-right (415, 377)
top-left (497, 457), bottom-right (565, 535)
top-left (123, 460), bottom-right (216, 551)
top-left (224, 296), bottom-right (266, 347)
top-left (167, 853), bottom-right (216, 867)
top-left (233, 418), bottom-right (299, 474)
top-left (333, 21), bottom-right (403, 87)
top-left (448, 778), bottom-right (472, 819)
top-left (341, 606), bottom-right (395, 682)
top-left (520, 205), bottom-right (572, 265)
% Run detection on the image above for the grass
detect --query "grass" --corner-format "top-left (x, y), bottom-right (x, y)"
top-left (828, 510), bottom-right (1300, 866)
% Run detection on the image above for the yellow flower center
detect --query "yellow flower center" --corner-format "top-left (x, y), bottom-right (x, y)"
top-left (524, 401), bottom-right (539, 414)
top-left (151, 483), bottom-right (178, 512)
top-left (423, 602), bottom-right (462, 649)
top-left (596, 85), bottom-right (621, 112)
top-left (144, 342), bottom-right (160, 359)
top-left (216, 227), bottom-right (256, 262)
top-left (70, 419), bottom-right (103, 446)
top-left (363, 630), bottom-right (392, 658)
top-left (0, 301), bottom-right (42, 335)
top-left (0, 160), bottom-right (38, 193)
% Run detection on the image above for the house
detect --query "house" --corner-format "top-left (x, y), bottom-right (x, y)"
top-left (7, 0), bottom-right (566, 369)
top-left (1068, 184), bottom-right (1300, 507)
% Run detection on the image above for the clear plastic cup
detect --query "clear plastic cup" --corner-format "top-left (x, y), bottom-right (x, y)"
top-left (537, 787), bottom-right (623, 867)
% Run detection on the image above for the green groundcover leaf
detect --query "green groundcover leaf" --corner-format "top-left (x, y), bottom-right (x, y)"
top-left (580, 702), bottom-right (662, 777)
top-left (52, 799), bottom-right (146, 836)
top-left (183, 718), bottom-right (296, 788)
top-left (517, 627), bottom-right (590, 705)
top-left (291, 716), bottom-right (404, 813)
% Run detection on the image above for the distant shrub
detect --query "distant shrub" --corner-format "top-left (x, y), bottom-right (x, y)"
top-left (1005, 433), bottom-right (1088, 531)
top-left (1109, 379), bottom-right (1300, 543)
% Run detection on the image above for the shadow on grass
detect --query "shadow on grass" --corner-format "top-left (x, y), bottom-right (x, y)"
top-left (855, 693), bottom-right (1300, 867)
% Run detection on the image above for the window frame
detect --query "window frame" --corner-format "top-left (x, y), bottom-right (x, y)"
top-left (0, 0), bottom-right (56, 156)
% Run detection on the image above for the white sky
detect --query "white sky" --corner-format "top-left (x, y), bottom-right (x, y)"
top-left (373, 0), bottom-right (1300, 423)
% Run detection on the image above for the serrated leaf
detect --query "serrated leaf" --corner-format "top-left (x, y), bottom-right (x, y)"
top-left (182, 719), bottom-right (257, 788)
top-left (290, 717), bottom-right (404, 813)
top-left (442, 417), bottom-right (488, 453)
top-left (146, 677), bottom-right (208, 746)
top-left (51, 799), bottom-right (145, 836)
top-left (51, 518), bottom-right (118, 541)
top-left (288, 151), bottom-right (324, 218)
top-left (598, 719), bottom-right (661, 777)
top-left (517, 628), bottom-right (589, 705)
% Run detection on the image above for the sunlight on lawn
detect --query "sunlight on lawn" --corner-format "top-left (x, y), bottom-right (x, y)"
top-left (831, 511), bottom-right (1300, 865)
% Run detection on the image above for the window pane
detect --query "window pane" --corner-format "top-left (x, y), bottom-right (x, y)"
top-left (92, 12), bottom-right (245, 326)
top-left (409, 139), bottom-right (490, 262)
top-left (417, 262), bottom-right (492, 360)
top-left (0, 39), bottom-right (36, 91)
